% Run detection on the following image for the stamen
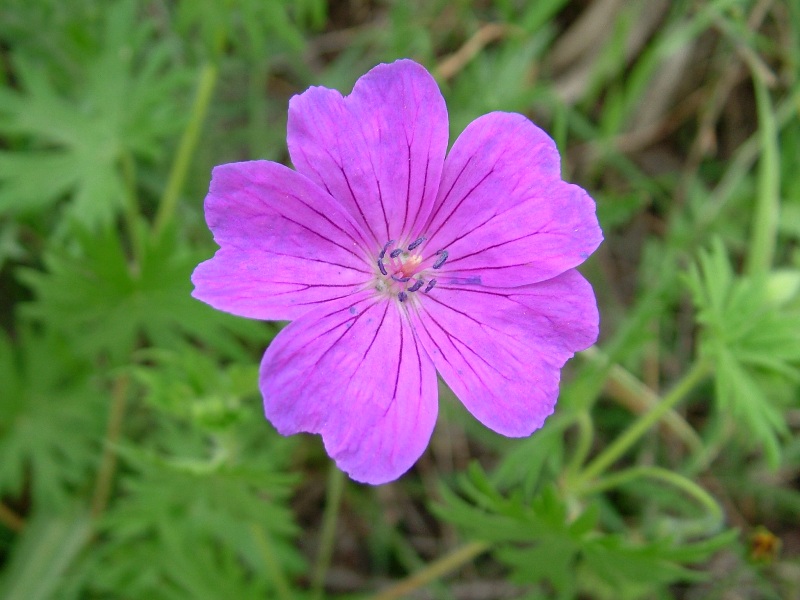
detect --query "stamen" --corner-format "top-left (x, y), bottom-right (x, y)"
top-left (407, 236), bottom-right (426, 250)
top-left (378, 240), bottom-right (394, 261)
top-left (398, 291), bottom-right (408, 302)
top-left (378, 260), bottom-right (387, 276)
top-left (407, 279), bottom-right (425, 292)
top-left (424, 279), bottom-right (436, 293)
top-left (391, 275), bottom-right (411, 283)
top-left (433, 249), bottom-right (448, 269)
top-left (390, 248), bottom-right (403, 258)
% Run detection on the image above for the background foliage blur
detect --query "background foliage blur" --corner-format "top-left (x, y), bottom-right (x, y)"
top-left (1, 0), bottom-right (799, 598)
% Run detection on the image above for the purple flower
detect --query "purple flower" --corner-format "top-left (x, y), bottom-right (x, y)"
top-left (192, 59), bottom-right (602, 484)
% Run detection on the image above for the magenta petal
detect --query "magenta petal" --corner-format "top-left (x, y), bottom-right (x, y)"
top-left (422, 112), bottom-right (601, 286)
top-left (288, 60), bottom-right (448, 246)
top-left (261, 291), bottom-right (438, 484)
top-left (412, 270), bottom-right (598, 436)
top-left (191, 161), bottom-right (372, 321)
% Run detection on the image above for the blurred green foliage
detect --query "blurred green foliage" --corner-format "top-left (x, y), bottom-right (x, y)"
top-left (1, 0), bottom-right (799, 598)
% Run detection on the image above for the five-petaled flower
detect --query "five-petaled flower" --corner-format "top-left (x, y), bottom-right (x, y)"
top-left (192, 59), bottom-right (602, 484)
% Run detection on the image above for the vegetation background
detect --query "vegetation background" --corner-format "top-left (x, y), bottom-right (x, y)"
top-left (1, 0), bottom-right (799, 598)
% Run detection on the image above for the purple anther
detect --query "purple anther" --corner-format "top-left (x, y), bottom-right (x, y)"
top-left (378, 260), bottom-right (387, 276)
top-left (423, 279), bottom-right (437, 293)
top-left (432, 249), bottom-right (448, 269)
top-left (398, 291), bottom-right (408, 303)
top-left (391, 275), bottom-right (411, 283)
top-left (390, 248), bottom-right (403, 258)
top-left (378, 240), bottom-right (395, 261)
top-left (407, 236), bottom-right (426, 250)
top-left (407, 279), bottom-right (425, 292)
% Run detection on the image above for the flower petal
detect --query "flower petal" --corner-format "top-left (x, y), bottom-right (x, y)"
top-left (422, 112), bottom-right (601, 287)
top-left (411, 270), bottom-right (598, 436)
top-left (288, 59), bottom-right (448, 247)
top-left (261, 291), bottom-right (438, 484)
top-left (191, 161), bottom-right (373, 321)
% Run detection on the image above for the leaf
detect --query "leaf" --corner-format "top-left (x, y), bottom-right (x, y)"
top-left (0, 506), bottom-right (92, 600)
top-left (435, 465), bottom-right (737, 599)
top-left (0, 327), bottom-right (106, 509)
top-left (685, 239), bottom-right (798, 465)
top-left (0, 0), bottom-right (189, 229)
top-left (85, 435), bottom-right (302, 599)
top-left (17, 223), bottom-right (271, 364)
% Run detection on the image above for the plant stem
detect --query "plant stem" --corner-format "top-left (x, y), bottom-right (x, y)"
top-left (580, 466), bottom-right (723, 529)
top-left (120, 150), bottom-right (144, 269)
top-left (571, 359), bottom-right (711, 490)
top-left (369, 541), bottom-right (490, 600)
top-left (251, 524), bottom-right (294, 600)
top-left (310, 465), bottom-right (346, 600)
top-left (745, 67), bottom-right (779, 276)
top-left (90, 374), bottom-right (129, 518)
top-left (564, 410), bottom-right (593, 479)
top-left (153, 63), bottom-right (218, 238)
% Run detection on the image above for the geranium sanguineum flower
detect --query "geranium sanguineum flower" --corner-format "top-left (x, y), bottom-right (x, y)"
top-left (192, 59), bottom-right (602, 484)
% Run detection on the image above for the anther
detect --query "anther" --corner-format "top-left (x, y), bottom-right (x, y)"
top-left (398, 291), bottom-right (408, 303)
top-left (407, 236), bottom-right (426, 250)
top-left (390, 248), bottom-right (403, 258)
top-left (377, 260), bottom-right (387, 276)
top-left (391, 275), bottom-right (411, 283)
top-left (407, 279), bottom-right (425, 292)
top-left (378, 240), bottom-right (394, 261)
top-left (432, 249), bottom-right (448, 269)
top-left (424, 279), bottom-right (437, 293)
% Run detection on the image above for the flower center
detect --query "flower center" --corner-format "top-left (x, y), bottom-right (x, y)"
top-left (375, 236), bottom-right (449, 302)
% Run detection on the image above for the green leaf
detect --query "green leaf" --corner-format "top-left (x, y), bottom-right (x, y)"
top-left (0, 328), bottom-right (106, 509)
top-left (86, 435), bottom-right (302, 599)
top-left (685, 239), bottom-right (798, 464)
top-left (0, 0), bottom-right (189, 229)
top-left (17, 224), bottom-right (270, 364)
top-left (436, 466), bottom-right (737, 598)
top-left (0, 506), bottom-right (92, 600)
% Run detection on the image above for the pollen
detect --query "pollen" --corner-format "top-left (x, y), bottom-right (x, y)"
top-left (399, 254), bottom-right (423, 278)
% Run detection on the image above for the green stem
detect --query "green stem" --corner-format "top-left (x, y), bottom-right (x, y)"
top-left (251, 524), bottom-right (294, 600)
top-left (310, 465), bottom-right (346, 599)
top-left (580, 466), bottom-right (723, 529)
top-left (571, 359), bottom-right (711, 490)
top-left (153, 63), bottom-right (218, 238)
top-left (564, 410), bottom-right (594, 479)
top-left (369, 541), bottom-right (490, 600)
top-left (745, 68), bottom-right (780, 276)
top-left (90, 374), bottom-right (129, 518)
top-left (120, 150), bottom-right (144, 269)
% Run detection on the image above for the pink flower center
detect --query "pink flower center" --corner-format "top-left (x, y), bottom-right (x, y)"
top-left (375, 237), bottom-right (448, 302)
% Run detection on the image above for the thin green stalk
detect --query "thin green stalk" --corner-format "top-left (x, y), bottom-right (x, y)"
top-left (251, 524), bottom-right (294, 600)
top-left (564, 410), bottom-right (594, 479)
top-left (571, 359), bottom-right (711, 490)
top-left (580, 466), bottom-right (723, 529)
top-left (120, 150), bottom-right (144, 269)
top-left (369, 541), bottom-right (490, 600)
top-left (745, 67), bottom-right (780, 275)
top-left (153, 63), bottom-right (218, 238)
top-left (310, 465), bottom-right (346, 600)
top-left (90, 374), bottom-right (129, 518)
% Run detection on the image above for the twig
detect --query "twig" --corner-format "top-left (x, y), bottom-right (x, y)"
top-left (436, 23), bottom-right (516, 80)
